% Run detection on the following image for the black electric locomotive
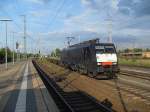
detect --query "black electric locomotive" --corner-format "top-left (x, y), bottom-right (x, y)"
top-left (60, 39), bottom-right (119, 78)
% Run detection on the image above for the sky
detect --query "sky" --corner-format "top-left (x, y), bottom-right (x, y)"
top-left (0, 0), bottom-right (149, 54)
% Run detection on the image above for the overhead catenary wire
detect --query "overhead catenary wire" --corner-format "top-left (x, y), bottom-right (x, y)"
top-left (0, 7), bottom-right (36, 42)
top-left (45, 0), bottom-right (66, 30)
top-left (0, 0), bottom-right (67, 38)
top-left (0, 0), bottom-right (68, 41)
top-left (0, 0), bottom-right (69, 54)
top-left (0, 6), bottom-right (38, 55)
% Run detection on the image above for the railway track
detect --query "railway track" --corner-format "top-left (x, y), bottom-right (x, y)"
top-left (116, 80), bottom-right (150, 102)
top-left (98, 79), bottom-right (150, 105)
top-left (33, 60), bottom-right (114, 112)
top-left (118, 70), bottom-right (150, 103)
top-left (119, 70), bottom-right (150, 80)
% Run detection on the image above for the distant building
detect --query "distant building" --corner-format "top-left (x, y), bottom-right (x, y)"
top-left (120, 52), bottom-right (150, 58)
top-left (142, 52), bottom-right (150, 58)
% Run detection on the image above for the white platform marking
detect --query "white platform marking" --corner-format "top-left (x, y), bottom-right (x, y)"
top-left (15, 63), bottom-right (28, 112)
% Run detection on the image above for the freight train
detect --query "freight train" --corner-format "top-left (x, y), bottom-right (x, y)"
top-left (60, 38), bottom-right (119, 78)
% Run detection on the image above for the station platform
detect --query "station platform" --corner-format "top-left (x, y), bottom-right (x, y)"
top-left (0, 61), bottom-right (59, 112)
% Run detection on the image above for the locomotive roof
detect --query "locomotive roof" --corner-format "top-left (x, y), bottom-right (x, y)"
top-left (62, 42), bottom-right (115, 51)
top-left (69, 42), bottom-right (114, 47)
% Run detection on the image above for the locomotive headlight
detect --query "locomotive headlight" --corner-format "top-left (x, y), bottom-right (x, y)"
top-left (113, 62), bottom-right (117, 65)
top-left (97, 62), bottom-right (102, 65)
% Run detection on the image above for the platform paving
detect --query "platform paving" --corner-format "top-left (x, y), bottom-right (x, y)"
top-left (0, 61), bottom-right (59, 112)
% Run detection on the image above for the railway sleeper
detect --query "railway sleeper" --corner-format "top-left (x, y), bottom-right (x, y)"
top-left (62, 93), bottom-right (85, 97)
top-left (63, 96), bottom-right (88, 100)
top-left (69, 102), bottom-right (96, 108)
top-left (33, 60), bottom-right (114, 112)
top-left (73, 105), bottom-right (101, 112)
top-left (66, 99), bottom-right (91, 104)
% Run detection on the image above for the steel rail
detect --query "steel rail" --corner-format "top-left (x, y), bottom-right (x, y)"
top-left (32, 60), bottom-right (113, 112)
top-left (120, 70), bottom-right (150, 80)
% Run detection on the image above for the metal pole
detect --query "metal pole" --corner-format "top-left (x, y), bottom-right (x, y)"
top-left (20, 15), bottom-right (27, 60)
top-left (0, 19), bottom-right (12, 69)
top-left (78, 35), bottom-right (80, 43)
top-left (5, 21), bottom-right (8, 69)
top-left (24, 16), bottom-right (27, 59)
top-left (12, 32), bottom-right (15, 65)
top-left (108, 20), bottom-right (112, 43)
top-left (23, 15), bottom-right (27, 60)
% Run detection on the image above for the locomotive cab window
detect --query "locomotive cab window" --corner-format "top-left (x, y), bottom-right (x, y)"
top-left (105, 46), bottom-right (115, 53)
top-left (95, 46), bottom-right (105, 54)
top-left (95, 45), bottom-right (115, 53)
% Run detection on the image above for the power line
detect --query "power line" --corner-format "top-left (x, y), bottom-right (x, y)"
top-left (0, 0), bottom-right (69, 55)
top-left (45, 0), bottom-right (66, 30)
top-left (0, 0), bottom-right (67, 40)
top-left (12, 31), bottom-right (17, 65)
top-left (108, 19), bottom-right (112, 43)
top-left (0, 7), bottom-right (38, 56)
top-left (0, 19), bottom-right (12, 69)
top-left (0, 7), bottom-right (36, 42)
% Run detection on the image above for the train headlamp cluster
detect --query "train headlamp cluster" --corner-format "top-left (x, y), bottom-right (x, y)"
top-left (112, 62), bottom-right (117, 65)
top-left (97, 62), bottom-right (117, 65)
top-left (97, 62), bottom-right (102, 65)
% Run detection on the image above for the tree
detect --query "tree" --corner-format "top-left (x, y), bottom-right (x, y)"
top-left (146, 48), bottom-right (150, 52)
top-left (51, 51), bottom-right (55, 57)
top-left (7, 48), bottom-right (12, 62)
top-left (133, 48), bottom-right (142, 52)
top-left (0, 48), bottom-right (5, 63)
top-left (0, 47), bottom-right (12, 63)
top-left (50, 48), bottom-right (61, 57)
top-left (55, 48), bottom-right (61, 57)
top-left (124, 48), bottom-right (130, 53)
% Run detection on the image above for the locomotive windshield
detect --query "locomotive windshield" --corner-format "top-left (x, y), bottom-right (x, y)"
top-left (95, 45), bottom-right (115, 53)
top-left (105, 46), bottom-right (115, 53)
top-left (95, 46), bottom-right (105, 53)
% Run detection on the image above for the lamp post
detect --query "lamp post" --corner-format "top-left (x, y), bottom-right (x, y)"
top-left (0, 19), bottom-right (12, 69)
top-left (12, 32), bottom-right (17, 65)
top-left (20, 15), bottom-right (27, 60)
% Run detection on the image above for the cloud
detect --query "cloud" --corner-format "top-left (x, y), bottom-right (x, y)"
top-left (25, 0), bottom-right (51, 4)
top-left (60, 0), bottom-right (150, 49)
top-left (65, 13), bottom-right (73, 19)
top-left (31, 30), bottom-right (101, 50)
top-left (118, 0), bottom-right (150, 17)
top-left (28, 9), bottom-right (50, 17)
top-left (125, 15), bottom-right (150, 29)
top-left (81, 0), bottom-right (97, 10)
top-left (81, 0), bottom-right (119, 16)
top-left (114, 36), bottom-right (136, 43)
top-left (0, 0), bottom-right (149, 52)
top-left (81, 0), bottom-right (150, 17)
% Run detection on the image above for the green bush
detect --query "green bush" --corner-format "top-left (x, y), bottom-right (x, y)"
top-left (119, 58), bottom-right (150, 68)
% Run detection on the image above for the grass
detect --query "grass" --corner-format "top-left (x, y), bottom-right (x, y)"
top-left (37, 58), bottom-right (68, 76)
top-left (38, 57), bottom-right (150, 68)
top-left (119, 57), bottom-right (150, 68)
